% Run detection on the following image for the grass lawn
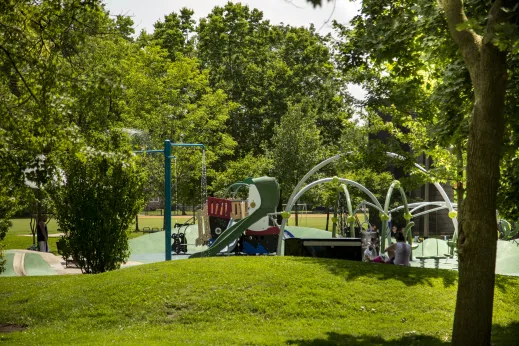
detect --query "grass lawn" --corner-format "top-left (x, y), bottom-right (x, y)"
top-left (1, 218), bottom-right (159, 252)
top-left (0, 257), bottom-right (518, 345)
top-left (287, 215), bottom-right (329, 230)
top-left (286, 214), bottom-right (368, 231)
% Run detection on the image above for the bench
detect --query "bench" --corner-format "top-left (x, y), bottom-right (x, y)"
top-left (142, 227), bottom-right (161, 233)
top-left (56, 238), bottom-right (74, 267)
top-left (415, 238), bottom-right (450, 269)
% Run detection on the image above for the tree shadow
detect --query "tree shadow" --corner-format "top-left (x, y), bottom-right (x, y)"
top-left (285, 257), bottom-right (458, 288)
top-left (494, 274), bottom-right (514, 294)
top-left (286, 331), bottom-right (448, 345)
top-left (285, 322), bottom-right (519, 346)
top-left (491, 321), bottom-right (519, 345)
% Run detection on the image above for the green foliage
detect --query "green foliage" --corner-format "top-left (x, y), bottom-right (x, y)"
top-left (268, 102), bottom-right (324, 202)
top-left (47, 149), bottom-right (147, 274)
top-left (195, 2), bottom-right (351, 155)
top-left (333, 0), bottom-right (467, 187)
top-left (211, 153), bottom-right (273, 197)
top-left (0, 191), bottom-right (20, 273)
top-left (121, 46), bottom-right (237, 205)
top-left (152, 8), bottom-right (196, 59)
top-left (0, 0), bottom-right (135, 272)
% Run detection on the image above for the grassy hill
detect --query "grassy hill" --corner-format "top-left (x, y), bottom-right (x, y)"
top-left (0, 257), bottom-right (518, 345)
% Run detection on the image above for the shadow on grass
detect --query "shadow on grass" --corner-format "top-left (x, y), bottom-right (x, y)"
top-left (491, 321), bottom-right (519, 345)
top-left (286, 322), bottom-right (519, 346)
top-left (286, 331), bottom-right (448, 345)
top-left (285, 257), bottom-right (458, 288)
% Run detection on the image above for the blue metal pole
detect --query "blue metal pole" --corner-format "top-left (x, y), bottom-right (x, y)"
top-left (164, 140), bottom-right (172, 261)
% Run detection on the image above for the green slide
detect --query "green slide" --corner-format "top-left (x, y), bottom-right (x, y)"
top-left (190, 177), bottom-right (279, 258)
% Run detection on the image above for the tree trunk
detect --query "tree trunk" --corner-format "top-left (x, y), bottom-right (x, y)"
top-left (439, 1), bottom-right (511, 343)
top-left (325, 206), bottom-right (330, 231)
top-left (455, 142), bottom-right (464, 208)
top-left (451, 41), bottom-right (507, 346)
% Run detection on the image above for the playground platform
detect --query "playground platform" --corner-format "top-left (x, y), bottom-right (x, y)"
top-left (2, 228), bottom-right (519, 277)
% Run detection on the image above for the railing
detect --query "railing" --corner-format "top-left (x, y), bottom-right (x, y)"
top-left (207, 197), bottom-right (232, 219)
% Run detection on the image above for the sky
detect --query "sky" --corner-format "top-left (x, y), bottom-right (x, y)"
top-left (102, 0), bottom-right (366, 99)
top-left (103, 0), bottom-right (360, 36)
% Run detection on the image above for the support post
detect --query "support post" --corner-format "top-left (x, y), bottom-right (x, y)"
top-left (164, 140), bottom-right (172, 261)
top-left (332, 194), bottom-right (338, 238)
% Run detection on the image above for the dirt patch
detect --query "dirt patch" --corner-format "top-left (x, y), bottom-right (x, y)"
top-left (0, 324), bottom-right (27, 333)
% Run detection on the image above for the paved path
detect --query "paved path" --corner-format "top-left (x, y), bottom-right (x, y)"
top-left (12, 252), bottom-right (26, 276)
top-left (4, 250), bottom-right (145, 276)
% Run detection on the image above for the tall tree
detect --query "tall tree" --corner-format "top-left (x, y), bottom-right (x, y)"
top-left (268, 102), bottom-right (324, 202)
top-left (121, 45), bottom-right (236, 207)
top-left (197, 2), bottom-right (350, 155)
top-left (309, 0), bottom-right (519, 344)
top-left (152, 8), bottom-right (196, 60)
top-left (0, 0), bottom-right (108, 269)
top-left (439, 1), bottom-right (518, 344)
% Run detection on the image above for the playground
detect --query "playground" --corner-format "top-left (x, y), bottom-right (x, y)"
top-left (3, 151), bottom-right (519, 278)
top-left (2, 151), bottom-right (519, 345)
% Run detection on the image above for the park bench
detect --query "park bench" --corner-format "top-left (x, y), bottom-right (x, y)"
top-left (142, 227), bottom-right (161, 233)
top-left (415, 238), bottom-right (450, 269)
top-left (56, 238), bottom-right (75, 267)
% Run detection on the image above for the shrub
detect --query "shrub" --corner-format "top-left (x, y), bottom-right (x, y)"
top-left (0, 196), bottom-right (18, 274)
top-left (48, 149), bottom-right (147, 273)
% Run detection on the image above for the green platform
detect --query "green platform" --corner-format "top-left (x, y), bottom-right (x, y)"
top-left (190, 177), bottom-right (280, 258)
top-left (0, 253), bottom-right (16, 277)
top-left (23, 252), bottom-right (56, 276)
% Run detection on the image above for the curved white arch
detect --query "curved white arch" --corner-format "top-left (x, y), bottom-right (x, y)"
top-left (412, 206), bottom-right (451, 218)
top-left (390, 202), bottom-right (458, 214)
top-left (276, 152), bottom-right (459, 255)
top-left (289, 178), bottom-right (383, 212)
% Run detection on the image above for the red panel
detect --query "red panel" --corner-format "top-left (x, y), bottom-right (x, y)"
top-left (207, 197), bottom-right (232, 219)
top-left (245, 226), bottom-right (280, 236)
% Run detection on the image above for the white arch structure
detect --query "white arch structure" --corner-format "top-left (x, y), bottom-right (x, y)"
top-left (276, 152), bottom-right (458, 255)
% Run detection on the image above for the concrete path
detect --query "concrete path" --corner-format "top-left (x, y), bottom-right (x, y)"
top-left (2, 250), bottom-right (145, 276)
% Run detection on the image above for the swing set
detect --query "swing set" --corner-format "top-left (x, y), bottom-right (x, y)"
top-left (134, 140), bottom-right (206, 261)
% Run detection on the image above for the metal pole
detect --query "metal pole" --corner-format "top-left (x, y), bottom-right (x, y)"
top-left (174, 157), bottom-right (177, 217)
top-left (164, 140), bottom-right (172, 261)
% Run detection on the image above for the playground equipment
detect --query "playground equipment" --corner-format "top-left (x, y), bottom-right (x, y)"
top-left (276, 152), bottom-right (458, 256)
top-left (134, 140), bottom-right (205, 261)
top-left (190, 177), bottom-right (280, 258)
top-left (498, 219), bottom-right (519, 241)
top-left (134, 149), bottom-right (459, 262)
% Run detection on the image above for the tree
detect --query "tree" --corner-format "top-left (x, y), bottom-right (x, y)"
top-left (152, 8), bottom-right (196, 59)
top-left (0, 0), bottom-right (109, 272)
top-left (308, 0), bottom-right (519, 344)
top-left (268, 102), bottom-right (324, 203)
top-left (211, 153), bottom-right (273, 197)
top-left (197, 2), bottom-right (350, 155)
top-left (439, 2), bottom-right (518, 344)
top-left (333, 0), bottom-right (469, 204)
top-left (48, 148), bottom-right (147, 274)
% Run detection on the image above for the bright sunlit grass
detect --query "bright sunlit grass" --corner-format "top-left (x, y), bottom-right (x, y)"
top-left (0, 256), bottom-right (518, 345)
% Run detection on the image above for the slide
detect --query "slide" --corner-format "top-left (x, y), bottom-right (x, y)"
top-left (190, 177), bottom-right (279, 258)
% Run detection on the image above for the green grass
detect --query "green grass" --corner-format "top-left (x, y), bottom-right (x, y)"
top-left (286, 216), bottom-right (329, 230)
top-left (0, 257), bottom-right (518, 345)
top-left (286, 214), bottom-right (367, 231)
top-left (139, 209), bottom-right (189, 217)
top-left (2, 219), bottom-right (150, 252)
